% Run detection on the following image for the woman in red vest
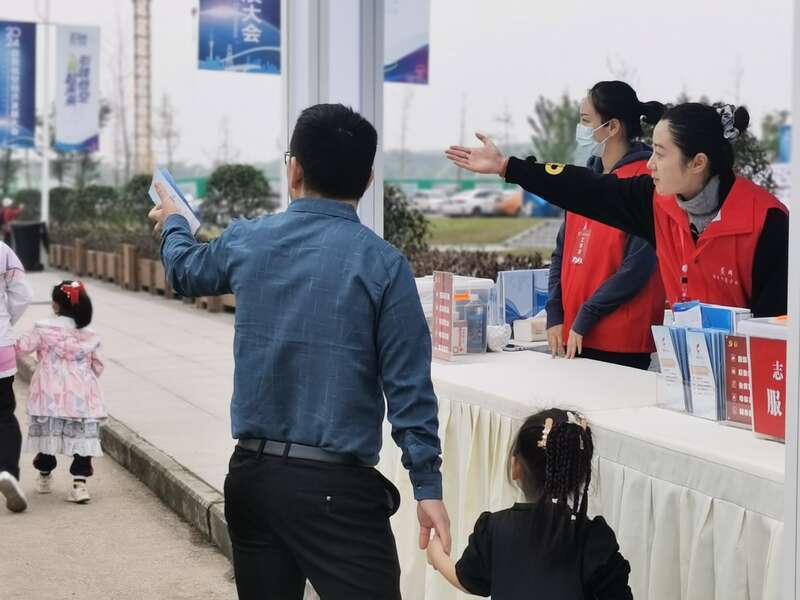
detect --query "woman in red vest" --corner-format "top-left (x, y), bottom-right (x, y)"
top-left (446, 102), bottom-right (788, 320)
top-left (547, 81), bottom-right (665, 369)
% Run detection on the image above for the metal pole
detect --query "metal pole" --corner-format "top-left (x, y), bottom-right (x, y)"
top-left (356, 0), bottom-right (385, 237)
top-left (280, 0), bottom-right (322, 212)
top-left (133, 0), bottom-right (153, 174)
top-left (784, 0), bottom-right (800, 596)
top-left (39, 0), bottom-right (51, 226)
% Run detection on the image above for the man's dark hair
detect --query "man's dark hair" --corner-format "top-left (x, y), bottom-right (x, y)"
top-left (289, 103), bottom-right (378, 201)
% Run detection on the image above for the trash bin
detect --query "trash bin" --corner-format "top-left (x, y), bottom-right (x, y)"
top-left (11, 221), bottom-right (48, 272)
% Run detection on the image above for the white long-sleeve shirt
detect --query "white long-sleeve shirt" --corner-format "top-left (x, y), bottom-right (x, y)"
top-left (0, 242), bottom-right (33, 346)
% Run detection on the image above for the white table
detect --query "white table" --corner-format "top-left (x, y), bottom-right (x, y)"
top-left (377, 350), bottom-right (784, 600)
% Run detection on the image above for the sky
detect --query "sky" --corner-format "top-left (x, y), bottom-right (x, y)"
top-left (0, 0), bottom-right (793, 167)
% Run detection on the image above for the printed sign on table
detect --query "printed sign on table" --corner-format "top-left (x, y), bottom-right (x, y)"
top-left (432, 271), bottom-right (455, 361)
top-left (749, 337), bottom-right (787, 441)
top-left (724, 335), bottom-right (752, 426)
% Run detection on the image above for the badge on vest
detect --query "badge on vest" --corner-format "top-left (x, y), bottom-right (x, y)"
top-left (545, 163), bottom-right (566, 175)
top-left (571, 222), bottom-right (592, 265)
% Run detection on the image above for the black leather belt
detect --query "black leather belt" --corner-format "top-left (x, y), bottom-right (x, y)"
top-left (237, 439), bottom-right (364, 466)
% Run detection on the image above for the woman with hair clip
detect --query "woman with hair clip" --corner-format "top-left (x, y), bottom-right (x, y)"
top-left (546, 81), bottom-right (665, 369)
top-left (426, 408), bottom-right (632, 598)
top-left (447, 102), bottom-right (788, 318)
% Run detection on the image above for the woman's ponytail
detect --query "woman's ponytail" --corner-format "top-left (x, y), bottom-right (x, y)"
top-left (640, 100), bottom-right (666, 125)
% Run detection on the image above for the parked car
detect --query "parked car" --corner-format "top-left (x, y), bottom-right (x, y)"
top-left (494, 190), bottom-right (523, 216)
top-left (441, 189), bottom-right (503, 216)
top-left (410, 190), bottom-right (449, 213)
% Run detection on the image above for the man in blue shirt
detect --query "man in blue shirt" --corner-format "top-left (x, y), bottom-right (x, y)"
top-left (149, 103), bottom-right (449, 599)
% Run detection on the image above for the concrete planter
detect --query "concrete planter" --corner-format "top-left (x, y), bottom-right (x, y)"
top-left (87, 250), bottom-right (99, 278)
top-left (63, 247), bottom-right (74, 272)
top-left (153, 261), bottom-right (175, 299)
top-left (138, 258), bottom-right (155, 292)
top-left (221, 294), bottom-right (236, 311)
top-left (73, 239), bottom-right (87, 277)
top-left (196, 296), bottom-right (223, 313)
top-left (121, 244), bottom-right (138, 291)
top-left (103, 252), bottom-right (119, 283)
top-left (53, 245), bottom-right (64, 269)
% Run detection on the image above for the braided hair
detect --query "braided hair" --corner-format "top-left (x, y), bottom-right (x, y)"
top-left (509, 408), bottom-right (594, 555)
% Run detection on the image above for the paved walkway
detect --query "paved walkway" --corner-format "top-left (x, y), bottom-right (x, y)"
top-left (503, 217), bottom-right (561, 250)
top-left (18, 271), bottom-right (237, 493)
top-left (2, 379), bottom-right (236, 600)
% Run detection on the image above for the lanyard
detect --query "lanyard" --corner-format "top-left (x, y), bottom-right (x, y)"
top-left (678, 227), bottom-right (689, 302)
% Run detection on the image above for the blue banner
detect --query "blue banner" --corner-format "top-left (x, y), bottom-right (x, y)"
top-left (384, 0), bottom-right (430, 84)
top-left (0, 21), bottom-right (36, 148)
top-left (778, 124), bottom-right (791, 164)
top-left (198, 0), bottom-right (280, 75)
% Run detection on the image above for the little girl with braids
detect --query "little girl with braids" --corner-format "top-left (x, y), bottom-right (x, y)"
top-left (16, 280), bottom-right (105, 504)
top-left (427, 408), bottom-right (632, 599)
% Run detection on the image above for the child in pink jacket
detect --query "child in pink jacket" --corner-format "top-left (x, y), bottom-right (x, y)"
top-left (16, 280), bottom-right (105, 504)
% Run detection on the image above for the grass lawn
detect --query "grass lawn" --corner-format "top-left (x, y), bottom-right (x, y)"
top-left (427, 217), bottom-right (540, 245)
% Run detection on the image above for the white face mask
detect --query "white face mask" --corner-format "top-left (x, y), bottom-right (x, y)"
top-left (573, 121), bottom-right (610, 166)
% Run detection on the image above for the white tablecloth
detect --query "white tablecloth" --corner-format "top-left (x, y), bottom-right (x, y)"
top-left (377, 351), bottom-right (785, 600)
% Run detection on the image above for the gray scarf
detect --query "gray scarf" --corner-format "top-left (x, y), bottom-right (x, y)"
top-left (676, 175), bottom-right (721, 235)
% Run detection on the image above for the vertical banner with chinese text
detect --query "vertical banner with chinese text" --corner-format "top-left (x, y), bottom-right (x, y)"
top-left (0, 21), bottom-right (36, 149)
top-left (198, 0), bottom-right (280, 74)
top-left (384, 0), bottom-right (430, 84)
top-left (55, 25), bottom-right (100, 152)
top-left (750, 337), bottom-right (787, 441)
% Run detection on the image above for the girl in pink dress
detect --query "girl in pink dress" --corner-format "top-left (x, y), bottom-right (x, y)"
top-left (16, 281), bottom-right (105, 504)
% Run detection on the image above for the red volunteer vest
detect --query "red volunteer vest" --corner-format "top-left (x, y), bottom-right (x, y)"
top-left (653, 176), bottom-right (787, 309)
top-left (561, 160), bottom-right (665, 353)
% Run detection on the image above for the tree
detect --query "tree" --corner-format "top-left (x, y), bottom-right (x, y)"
top-left (456, 93), bottom-right (468, 180)
top-left (48, 186), bottom-right (74, 225)
top-left (494, 98), bottom-right (515, 151)
top-left (0, 149), bottom-right (19, 197)
top-left (606, 55), bottom-right (639, 87)
top-left (398, 88), bottom-right (414, 178)
top-left (44, 100), bottom-right (112, 188)
top-left (50, 145), bottom-right (72, 186)
top-left (154, 92), bottom-right (180, 170)
top-left (761, 110), bottom-right (790, 163)
top-left (110, 11), bottom-right (133, 185)
top-left (212, 117), bottom-right (240, 166)
top-left (13, 188), bottom-right (40, 221)
top-left (383, 184), bottom-right (429, 256)
top-left (527, 93), bottom-right (580, 164)
top-left (113, 174), bottom-right (152, 228)
top-left (71, 101), bottom-right (113, 189)
top-left (66, 185), bottom-right (118, 225)
top-left (22, 149), bottom-right (33, 188)
top-left (204, 164), bottom-right (274, 224)
top-left (732, 131), bottom-right (777, 194)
